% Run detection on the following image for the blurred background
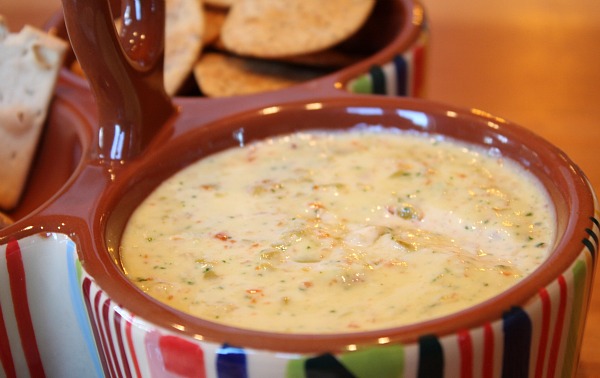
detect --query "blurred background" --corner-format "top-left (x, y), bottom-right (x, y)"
top-left (2, 0), bottom-right (599, 375)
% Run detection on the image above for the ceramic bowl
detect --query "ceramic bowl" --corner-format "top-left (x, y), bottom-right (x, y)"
top-left (1, 1), bottom-right (597, 377)
top-left (2, 93), bottom-right (598, 378)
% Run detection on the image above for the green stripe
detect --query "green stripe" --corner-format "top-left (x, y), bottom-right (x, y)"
top-left (340, 345), bottom-right (405, 378)
top-left (561, 260), bottom-right (587, 377)
top-left (286, 358), bottom-right (305, 378)
top-left (348, 74), bottom-right (373, 94)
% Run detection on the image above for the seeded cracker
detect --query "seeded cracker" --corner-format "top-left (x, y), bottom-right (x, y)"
top-left (164, 0), bottom-right (205, 95)
top-left (0, 16), bottom-right (67, 210)
top-left (221, 0), bottom-right (376, 58)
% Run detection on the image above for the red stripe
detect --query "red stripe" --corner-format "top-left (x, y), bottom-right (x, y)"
top-left (82, 278), bottom-right (110, 376)
top-left (535, 288), bottom-right (552, 378)
top-left (96, 292), bottom-right (118, 378)
top-left (458, 329), bottom-right (473, 378)
top-left (482, 323), bottom-right (494, 378)
top-left (547, 275), bottom-right (568, 377)
top-left (113, 308), bottom-right (133, 378)
top-left (126, 316), bottom-right (143, 378)
top-left (0, 300), bottom-right (17, 378)
top-left (6, 240), bottom-right (45, 377)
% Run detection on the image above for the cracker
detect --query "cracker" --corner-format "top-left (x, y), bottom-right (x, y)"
top-left (0, 17), bottom-right (68, 210)
top-left (193, 51), bottom-right (324, 97)
top-left (0, 210), bottom-right (12, 229)
top-left (203, 0), bottom-right (237, 9)
top-left (164, 0), bottom-right (205, 95)
top-left (221, 0), bottom-right (376, 58)
top-left (203, 5), bottom-right (228, 45)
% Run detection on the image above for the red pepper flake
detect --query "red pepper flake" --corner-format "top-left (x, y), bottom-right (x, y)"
top-left (302, 281), bottom-right (314, 288)
top-left (214, 232), bottom-right (231, 241)
top-left (246, 289), bottom-right (264, 304)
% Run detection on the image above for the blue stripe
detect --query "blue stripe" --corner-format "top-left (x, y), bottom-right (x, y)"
top-left (584, 216), bottom-right (599, 263)
top-left (217, 344), bottom-right (248, 378)
top-left (418, 334), bottom-right (443, 378)
top-left (393, 55), bottom-right (408, 96)
top-left (502, 307), bottom-right (532, 378)
top-left (66, 240), bottom-right (104, 377)
top-left (369, 65), bottom-right (386, 95)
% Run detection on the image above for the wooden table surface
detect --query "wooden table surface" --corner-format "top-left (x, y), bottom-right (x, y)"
top-left (2, 0), bottom-right (599, 376)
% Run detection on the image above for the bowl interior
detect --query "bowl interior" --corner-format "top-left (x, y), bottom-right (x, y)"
top-left (86, 96), bottom-right (592, 353)
top-left (4, 87), bottom-right (91, 223)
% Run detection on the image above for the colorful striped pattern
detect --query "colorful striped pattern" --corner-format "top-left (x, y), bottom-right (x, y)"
top-left (0, 234), bottom-right (102, 377)
top-left (0, 213), bottom-right (597, 377)
top-left (346, 27), bottom-right (428, 98)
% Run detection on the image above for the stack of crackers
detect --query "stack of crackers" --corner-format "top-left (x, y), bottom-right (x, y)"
top-left (73, 0), bottom-right (377, 98)
top-left (0, 16), bottom-right (68, 226)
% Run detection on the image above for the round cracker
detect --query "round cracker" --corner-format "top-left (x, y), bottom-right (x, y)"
top-left (164, 0), bottom-right (204, 95)
top-left (221, 0), bottom-right (376, 58)
top-left (193, 51), bottom-right (325, 97)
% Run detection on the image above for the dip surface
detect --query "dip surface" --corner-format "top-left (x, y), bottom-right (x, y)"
top-left (120, 128), bottom-right (555, 333)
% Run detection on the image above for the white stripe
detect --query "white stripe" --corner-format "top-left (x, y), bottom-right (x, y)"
top-left (381, 61), bottom-right (397, 96)
top-left (21, 234), bottom-right (99, 377)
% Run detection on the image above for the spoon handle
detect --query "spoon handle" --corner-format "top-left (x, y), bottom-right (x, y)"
top-left (61, 0), bottom-right (175, 161)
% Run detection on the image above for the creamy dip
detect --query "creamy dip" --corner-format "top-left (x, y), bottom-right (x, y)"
top-left (120, 128), bottom-right (555, 333)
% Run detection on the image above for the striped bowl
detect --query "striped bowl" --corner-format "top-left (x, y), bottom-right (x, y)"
top-left (0, 94), bottom-right (597, 377)
top-left (1, 0), bottom-right (598, 377)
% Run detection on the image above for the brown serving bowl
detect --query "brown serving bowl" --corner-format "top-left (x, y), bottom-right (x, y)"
top-left (0, 0), bottom-right (597, 377)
